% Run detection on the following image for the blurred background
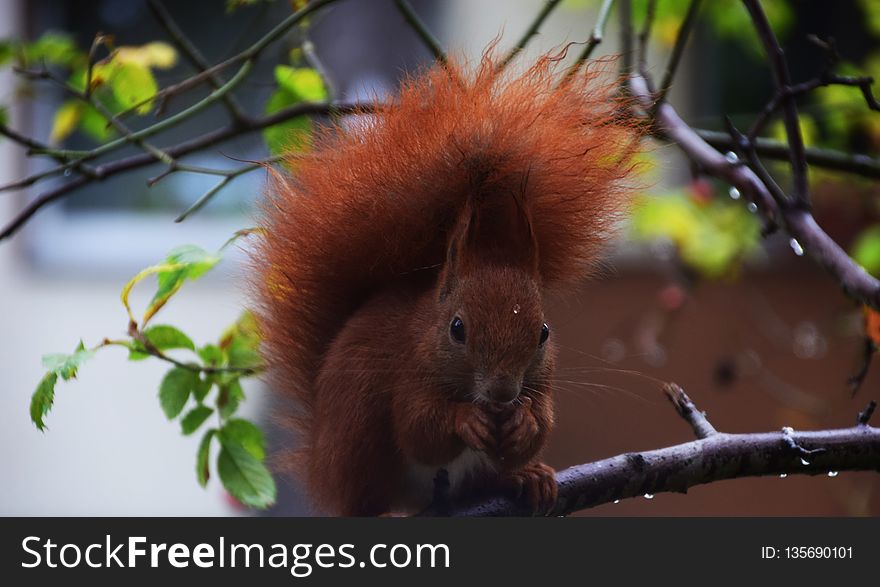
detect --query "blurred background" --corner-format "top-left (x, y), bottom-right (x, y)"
top-left (1, 0), bottom-right (879, 516)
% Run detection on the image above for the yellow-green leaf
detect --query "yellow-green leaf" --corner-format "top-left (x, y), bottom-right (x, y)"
top-left (49, 101), bottom-right (85, 144)
top-left (110, 62), bottom-right (157, 114)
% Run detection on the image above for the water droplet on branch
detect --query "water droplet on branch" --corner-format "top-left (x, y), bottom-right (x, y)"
top-left (789, 238), bottom-right (804, 256)
top-left (728, 187), bottom-right (741, 200)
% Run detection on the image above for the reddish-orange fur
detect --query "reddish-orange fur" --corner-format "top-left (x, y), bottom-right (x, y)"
top-left (253, 51), bottom-right (642, 515)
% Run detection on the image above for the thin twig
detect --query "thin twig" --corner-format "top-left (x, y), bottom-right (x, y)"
top-left (653, 0), bottom-right (702, 111)
top-left (663, 382), bottom-right (717, 439)
top-left (0, 101), bottom-right (368, 241)
top-left (849, 338), bottom-right (875, 396)
top-left (564, 0), bottom-right (615, 79)
top-left (498, 0), bottom-right (564, 71)
top-left (393, 0), bottom-right (447, 65)
top-left (695, 129), bottom-right (880, 179)
top-left (742, 0), bottom-right (809, 206)
top-left (146, 0), bottom-right (246, 121)
top-left (858, 400), bottom-right (877, 426)
top-left (619, 0), bottom-right (633, 73)
top-left (636, 0), bottom-right (657, 78)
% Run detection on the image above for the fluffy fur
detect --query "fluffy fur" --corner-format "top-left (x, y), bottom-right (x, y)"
top-left (253, 50), bottom-right (642, 514)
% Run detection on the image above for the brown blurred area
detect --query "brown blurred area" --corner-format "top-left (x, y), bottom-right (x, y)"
top-left (544, 261), bottom-right (880, 517)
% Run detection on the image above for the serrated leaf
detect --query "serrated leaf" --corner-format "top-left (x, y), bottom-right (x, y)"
top-left (159, 367), bottom-right (197, 419)
top-left (217, 440), bottom-right (276, 509)
top-left (217, 379), bottom-right (244, 420)
top-left (181, 405), bottom-right (214, 435)
top-left (30, 372), bottom-right (58, 431)
top-left (41, 340), bottom-right (95, 380)
top-left (197, 429), bottom-right (216, 487)
top-left (143, 324), bottom-right (195, 352)
top-left (49, 100), bottom-right (85, 144)
top-left (221, 418), bottom-right (266, 461)
top-left (110, 62), bottom-right (157, 115)
top-left (220, 311), bottom-right (262, 369)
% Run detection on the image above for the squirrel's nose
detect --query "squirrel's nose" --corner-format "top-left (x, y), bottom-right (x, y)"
top-left (482, 374), bottom-right (521, 404)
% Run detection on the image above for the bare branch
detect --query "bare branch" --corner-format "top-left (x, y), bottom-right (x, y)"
top-left (146, 0), bottom-right (246, 121)
top-left (858, 400), bottom-right (877, 426)
top-left (630, 73), bottom-right (880, 310)
top-left (0, 101), bottom-right (368, 241)
top-left (499, 0), bottom-right (564, 71)
top-left (742, 0), bottom-right (808, 205)
top-left (694, 129), bottom-right (880, 179)
top-left (393, 0), bottom-right (447, 65)
top-left (664, 382), bottom-right (717, 439)
top-left (447, 424), bottom-right (880, 516)
top-left (564, 0), bottom-right (615, 78)
top-left (653, 0), bottom-right (702, 111)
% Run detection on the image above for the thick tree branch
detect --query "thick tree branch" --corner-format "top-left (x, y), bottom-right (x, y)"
top-left (440, 390), bottom-right (880, 517)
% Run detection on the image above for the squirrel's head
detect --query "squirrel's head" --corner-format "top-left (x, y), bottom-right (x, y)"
top-left (431, 192), bottom-right (553, 405)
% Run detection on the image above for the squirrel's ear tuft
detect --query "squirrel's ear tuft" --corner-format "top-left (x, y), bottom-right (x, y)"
top-left (463, 190), bottom-right (539, 274)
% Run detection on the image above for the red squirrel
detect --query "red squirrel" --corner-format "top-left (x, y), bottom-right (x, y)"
top-left (254, 51), bottom-right (641, 516)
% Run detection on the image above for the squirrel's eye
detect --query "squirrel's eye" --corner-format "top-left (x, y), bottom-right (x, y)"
top-left (450, 316), bottom-right (466, 343)
top-left (539, 322), bottom-right (550, 345)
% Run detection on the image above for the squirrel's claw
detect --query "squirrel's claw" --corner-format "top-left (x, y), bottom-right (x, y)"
top-left (455, 403), bottom-right (494, 453)
top-left (502, 462), bottom-right (558, 516)
top-left (496, 397), bottom-right (541, 465)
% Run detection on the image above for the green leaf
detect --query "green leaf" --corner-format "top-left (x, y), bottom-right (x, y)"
top-left (110, 62), bottom-right (157, 115)
top-left (274, 66), bottom-right (328, 102)
top-left (181, 405), bottom-right (214, 435)
top-left (23, 32), bottom-right (83, 68)
top-left (143, 324), bottom-right (196, 352)
top-left (263, 89), bottom-right (313, 156)
top-left (852, 226), bottom-right (880, 277)
top-left (0, 105), bottom-right (7, 127)
top-left (159, 367), bottom-right (197, 419)
top-left (217, 440), bottom-right (276, 508)
top-left (0, 41), bottom-right (15, 66)
top-left (41, 340), bottom-right (95, 381)
top-left (142, 245), bottom-right (221, 326)
top-left (220, 310), bottom-right (262, 369)
top-left (197, 429), bottom-right (217, 487)
top-left (217, 379), bottom-right (244, 420)
top-left (30, 372), bottom-right (58, 431)
top-left (193, 374), bottom-right (214, 403)
top-left (221, 418), bottom-right (266, 461)
top-left (198, 344), bottom-right (223, 366)
top-left (126, 340), bottom-right (150, 361)
top-left (78, 105), bottom-right (116, 142)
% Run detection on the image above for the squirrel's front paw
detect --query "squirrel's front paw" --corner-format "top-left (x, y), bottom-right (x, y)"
top-left (500, 462), bottom-right (558, 515)
top-left (454, 403), bottom-right (494, 453)
top-left (493, 397), bottom-right (542, 467)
